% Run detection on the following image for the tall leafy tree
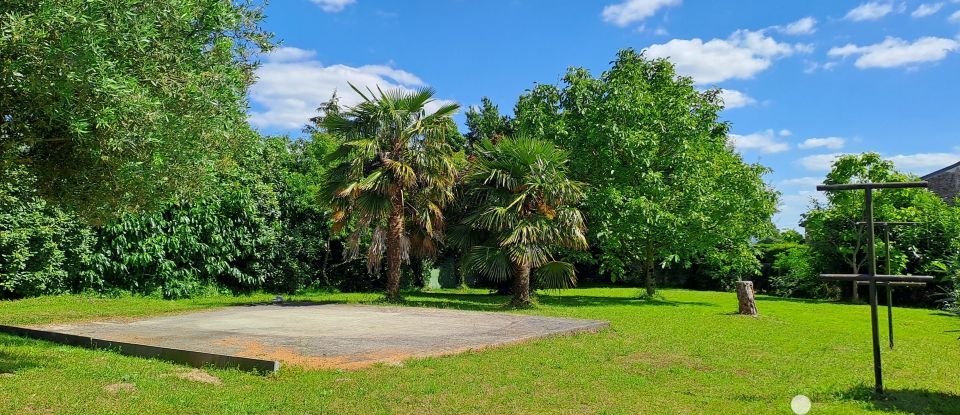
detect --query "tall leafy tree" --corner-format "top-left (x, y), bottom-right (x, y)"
top-left (0, 0), bottom-right (272, 220)
top-left (321, 86), bottom-right (460, 300)
top-left (464, 97), bottom-right (512, 151)
top-left (456, 137), bottom-right (588, 307)
top-left (513, 49), bottom-right (776, 295)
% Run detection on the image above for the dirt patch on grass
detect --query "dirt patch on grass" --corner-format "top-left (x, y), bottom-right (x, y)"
top-left (103, 382), bottom-right (137, 394)
top-left (175, 369), bottom-right (222, 385)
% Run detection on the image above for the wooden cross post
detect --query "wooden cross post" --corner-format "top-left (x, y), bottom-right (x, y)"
top-left (854, 221), bottom-right (923, 350)
top-left (816, 182), bottom-right (934, 395)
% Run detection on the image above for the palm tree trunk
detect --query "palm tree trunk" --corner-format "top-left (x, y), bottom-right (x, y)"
top-left (385, 192), bottom-right (404, 301)
top-left (510, 262), bottom-right (532, 307)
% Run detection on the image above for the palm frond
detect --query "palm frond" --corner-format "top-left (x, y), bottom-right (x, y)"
top-left (463, 246), bottom-right (513, 282)
top-left (535, 261), bottom-right (577, 290)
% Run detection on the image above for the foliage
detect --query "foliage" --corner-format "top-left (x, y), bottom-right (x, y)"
top-left (464, 97), bottom-right (513, 151)
top-left (0, 166), bottom-right (95, 298)
top-left (258, 136), bottom-right (337, 293)
top-left (320, 86), bottom-right (461, 300)
top-left (89, 168), bottom-right (282, 299)
top-left (0, 0), bottom-right (272, 220)
top-left (454, 137), bottom-right (588, 306)
top-left (802, 152), bottom-right (960, 303)
top-left (771, 246), bottom-right (838, 299)
top-left (512, 49), bottom-right (777, 295)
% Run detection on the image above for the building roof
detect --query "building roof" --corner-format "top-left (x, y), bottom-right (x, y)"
top-left (921, 160), bottom-right (960, 180)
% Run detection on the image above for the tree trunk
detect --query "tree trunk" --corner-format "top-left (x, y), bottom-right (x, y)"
top-left (385, 192), bottom-right (404, 301)
top-left (736, 281), bottom-right (758, 316)
top-left (510, 262), bottom-right (532, 307)
top-left (851, 262), bottom-right (860, 303)
top-left (644, 247), bottom-right (656, 297)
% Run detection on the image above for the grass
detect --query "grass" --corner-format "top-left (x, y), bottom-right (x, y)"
top-left (1, 288), bottom-right (959, 414)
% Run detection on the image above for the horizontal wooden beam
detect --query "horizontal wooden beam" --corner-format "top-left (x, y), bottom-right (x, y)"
top-left (817, 182), bottom-right (928, 191)
top-left (820, 274), bottom-right (935, 283)
top-left (854, 281), bottom-right (927, 286)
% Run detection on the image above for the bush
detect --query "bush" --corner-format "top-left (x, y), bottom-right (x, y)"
top-left (771, 246), bottom-right (839, 299)
top-left (0, 167), bottom-right (96, 298)
top-left (89, 172), bottom-right (282, 298)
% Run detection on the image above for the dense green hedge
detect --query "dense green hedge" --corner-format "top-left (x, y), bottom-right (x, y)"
top-left (0, 166), bottom-right (96, 297)
top-left (0, 137), bottom-right (380, 299)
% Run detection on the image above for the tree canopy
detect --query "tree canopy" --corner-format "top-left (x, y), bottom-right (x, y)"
top-left (512, 49), bottom-right (777, 294)
top-left (320, 86), bottom-right (461, 300)
top-left (0, 0), bottom-right (272, 220)
top-left (455, 136), bottom-right (588, 307)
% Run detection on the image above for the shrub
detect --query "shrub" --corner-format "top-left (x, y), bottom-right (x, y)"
top-left (771, 245), bottom-right (839, 299)
top-left (0, 167), bottom-right (96, 298)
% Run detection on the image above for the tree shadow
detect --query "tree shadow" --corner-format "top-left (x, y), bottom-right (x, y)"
top-left (0, 334), bottom-right (56, 374)
top-left (398, 291), bottom-right (510, 312)
top-left (754, 296), bottom-right (860, 306)
top-left (842, 385), bottom-right (960, 415)
top-left (204, 291), bottom-right (720, 312)
top-left (537, 294), bottom-right (719, 308)
top-left (394, 291), bottom-right (721, 311)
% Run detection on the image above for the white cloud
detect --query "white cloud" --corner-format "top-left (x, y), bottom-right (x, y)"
top-left (779, 129), bottom-right (792, 137)
top-left (602, 0), bottom-right (682, 26)
top-left (729, 129), bottom-right (791, 154)
top-left (646, 29), bottom-right (809, 84)
top-left (799, 153), bottom-right (845, 172)
top-left (798, 151), bottom-right (960, 174)
top-left (779, 17), bottom-right (817, 35)
top-left (311, 0), bottom-right (356, 12)
top-left (828, 36), bottom-right (959, 68)
top-left (887, 152), bottom-right (960, 173)
top-left (719, 89), bottom-right (756, 109)
top-left (779, 176), bottom-right (823, 188)
top-left (950, 10), bottom-right (960, 22)
top-left (803, 60), bottom-right (839, 74)
top-left (249, 47), bottom-right (456, 129)
top-left (798, 137), bottom-right (846, 150)
top-left (845, 2), bottom-right (897, 21)
top-left (911, 2), bottom-right (944, 17)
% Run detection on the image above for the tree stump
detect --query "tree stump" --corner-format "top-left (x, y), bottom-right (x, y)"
top-left (736, 281), bottom-right (758, 316)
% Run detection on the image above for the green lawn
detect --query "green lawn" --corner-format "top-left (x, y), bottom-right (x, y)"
top-left (1, 288), bottom-right (958, 414)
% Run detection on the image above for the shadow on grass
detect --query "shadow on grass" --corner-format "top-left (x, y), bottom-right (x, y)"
top-left (0, 334), bottom-right (55, 374)
top-left (842, 385), bottom-right (960, 415)
top-left (538, 294), bottom-right (718, 308)
top-left (209, 290), bottom-right (720, 312)
top-left (393, 291), bottom-right (720, 311)
top-left (755, 296), bottom-right (864, 306)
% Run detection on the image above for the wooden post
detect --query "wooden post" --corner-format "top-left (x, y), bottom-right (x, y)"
top-left (865, 188), bottom-right (884, 394)
top-left (736, 281), bottom-right (758, 316)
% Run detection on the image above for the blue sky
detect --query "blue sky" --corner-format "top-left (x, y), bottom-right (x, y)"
top-left (249, 0), bottom-right (960, 230)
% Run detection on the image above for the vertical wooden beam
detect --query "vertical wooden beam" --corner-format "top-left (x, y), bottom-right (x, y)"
top-left (865, 188), bottom-right (884, 394)
top-left (884, 225), bottom-right (894, 350)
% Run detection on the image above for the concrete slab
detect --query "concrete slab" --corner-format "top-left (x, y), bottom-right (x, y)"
top-left (26, 304), bottom-right (608, 369)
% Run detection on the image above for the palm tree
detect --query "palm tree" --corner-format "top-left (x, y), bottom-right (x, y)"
top-left (456, 136), bottom-right (588, 307)
top-left (322, 85), bottom-right (459, 301)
